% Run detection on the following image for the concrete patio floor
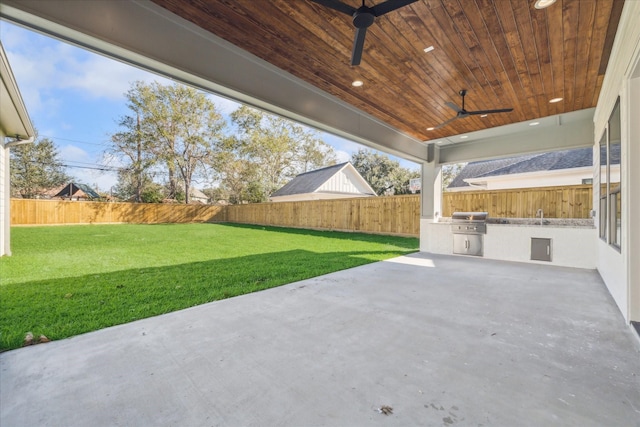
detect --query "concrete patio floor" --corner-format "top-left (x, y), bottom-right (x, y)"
top-left (1, 253), bottom-right (639, 426)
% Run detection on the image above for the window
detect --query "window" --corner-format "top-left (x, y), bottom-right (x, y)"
top-left (609, 99), bottom-right (621, 250)
top-left (599, 132), bottom-right (607, 241)
top-left (598, 98), bottom-right (621, 249)
top-left (582, 178), bottom-right (593, 185)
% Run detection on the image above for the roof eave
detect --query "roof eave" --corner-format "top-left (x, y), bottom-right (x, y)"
top-left (0, 42), bottom-right (35, 142)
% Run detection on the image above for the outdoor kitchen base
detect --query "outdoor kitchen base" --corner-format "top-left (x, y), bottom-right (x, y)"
top-left (452, 212), bottom-right (488, 257)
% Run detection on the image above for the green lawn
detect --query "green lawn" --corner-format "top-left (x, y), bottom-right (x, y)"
top-left (0, 223), bottom-right (418, 351)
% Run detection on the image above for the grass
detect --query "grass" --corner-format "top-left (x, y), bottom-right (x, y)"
top-left (0, 223), bottom-right (418, 351)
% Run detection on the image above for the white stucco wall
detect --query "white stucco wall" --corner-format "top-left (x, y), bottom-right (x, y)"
top-left (420, 219), bottom-right (596, 269)
top-left (456, 167), bottom-right (593, 191)
top-left (592, 0), bottom-right (640, 323)
top-left (0, 131), bottom-right (8, 256)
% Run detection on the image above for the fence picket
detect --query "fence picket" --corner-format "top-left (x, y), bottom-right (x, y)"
top-left (10, 185), bottom-right (592, 237)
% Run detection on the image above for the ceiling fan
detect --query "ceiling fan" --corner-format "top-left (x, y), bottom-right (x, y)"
top-left (434, 90), bottom-right (513, 129)
top-left (309, 0), bottom-right (418, 66)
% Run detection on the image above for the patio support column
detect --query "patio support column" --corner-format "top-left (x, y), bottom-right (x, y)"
top-left (419, 146), bottom-right (442, 252)
top-left (421, 161), bottom-right (442, 220)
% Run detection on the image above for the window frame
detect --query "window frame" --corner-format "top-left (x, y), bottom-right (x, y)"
top-left (598, 130), bottom-right (608, 242)
top-left (598, 97), bottom-right (621, 251)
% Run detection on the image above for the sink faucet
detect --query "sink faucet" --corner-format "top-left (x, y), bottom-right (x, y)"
top-left (536, 209), bottom-right (544, 225)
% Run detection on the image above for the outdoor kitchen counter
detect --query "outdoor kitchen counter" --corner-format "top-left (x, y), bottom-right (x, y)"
top-left (436, 217), bottom-right (595, 228)
top-left (421, 218), bottom-right (597, 269)
top-left (487, 218), bottom-right (595, 227)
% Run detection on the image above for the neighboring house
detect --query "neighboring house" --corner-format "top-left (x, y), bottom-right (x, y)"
top-left (189, 188), bottom-right (209, 204)
top-left (447, 146), bottom-right (621, 192)
top-left (270, 162), bottom-right (376, 202)
top-left (54, 183), bottom-right (101, 201)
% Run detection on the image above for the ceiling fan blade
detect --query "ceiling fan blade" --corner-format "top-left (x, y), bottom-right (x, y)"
top-left (371, 0), bottom-right (418, 16)
top-left (434, 116), bottom-right (460, 130)
top-left (445, 101), bottom-right (462, 113)
top-left (308, 0), bottom-right (356, 16)
top-left (467, 108), bottom-right (514, 115)
top-left (351, 26), bottom-right (367, 66)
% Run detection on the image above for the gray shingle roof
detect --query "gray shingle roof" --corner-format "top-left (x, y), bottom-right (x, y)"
top-left (271, 162), bottom-right (348, 197)
top-left (447, 147), bottom-right (610, 188)
top-left (271, 162), bottom-right (355, 197)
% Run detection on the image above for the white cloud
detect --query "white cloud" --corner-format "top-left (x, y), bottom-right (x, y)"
top-left (58, 54), bottom-right (170, 100)
top-left (1, 22), bottom-right (171, 110)
top-left (59, 144), bottom-right (90, 163)
top-left (69, 169), bottom-right (118, 193)
top-left (335, 150), bottom-right (351, 163)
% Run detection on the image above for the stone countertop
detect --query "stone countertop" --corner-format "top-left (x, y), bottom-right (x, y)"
top-left (434, 217), bottom-right (595, 228)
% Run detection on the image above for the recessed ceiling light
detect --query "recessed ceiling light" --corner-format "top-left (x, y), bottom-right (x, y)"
top-left (426, 127), bottom-right (435, 131)
top-left (435, 141), bottom-right (444, 145)
top-left (351, 80), bottom-right (363, 87)
top-left (480, 114), bottom-right (488, 118)
top-left (460, 135), bottom-right (468, 139)
top-left (549, 97), bottom-right (563, 103)
top-left (529, 121), bottom-right (540, 126)
top-left (423, 46), bottom-right (435, 53)
top-left (534, 0), bottom-right (557, 9)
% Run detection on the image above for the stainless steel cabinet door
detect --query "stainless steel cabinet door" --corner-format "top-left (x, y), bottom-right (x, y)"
top-left (453, 234), bottom-right (483, 256)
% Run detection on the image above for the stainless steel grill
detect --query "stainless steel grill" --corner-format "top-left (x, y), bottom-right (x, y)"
top-left (451, 212), bottom-right (488, 256)
top-left (451, 212), bottom-right (488, 235)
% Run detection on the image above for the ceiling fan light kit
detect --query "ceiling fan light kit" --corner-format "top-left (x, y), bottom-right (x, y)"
top-left (310, 0), bottom-right (418, 65)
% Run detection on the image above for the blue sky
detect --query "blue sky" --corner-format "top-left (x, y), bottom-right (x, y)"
top-left (1, 21), bottom-right (419, 191)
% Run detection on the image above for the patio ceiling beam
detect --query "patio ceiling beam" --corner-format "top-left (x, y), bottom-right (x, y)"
top-left (0, 0), bottom-right (428, 163)
top-left (437, 109), bottom-right (595, 164)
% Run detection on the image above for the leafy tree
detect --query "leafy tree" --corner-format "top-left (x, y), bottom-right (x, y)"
top-left (441, 163), bottom-right (467, 190)
top-left (140, 183), bottom-right (165, 203)
top-left (350, 149), bottom-right (419, 195)
top-left (110, 81), bottom-right (226, 204)
top-left (108, 113), bottom-right (157, 202)
top-left (201, 187), bottom-right (229, 204)
top-left (391, 165), bottom-right (421, 195)
top-left (214, 106), bottom-right (336, 203)
top-left (211, 138), bottom-right (264, 203)
top-left (112, 169), bottom-right (160, 202)
top-left (10, 134), bottom-right (71, 198)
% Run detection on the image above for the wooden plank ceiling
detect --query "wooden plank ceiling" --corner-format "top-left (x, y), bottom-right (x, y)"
top-left (151, 0), bottom-right (623, 142)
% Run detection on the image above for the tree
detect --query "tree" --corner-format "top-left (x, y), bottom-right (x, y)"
top-left (350, 149), bottom-right (419, 195)
top-left (210, 136), bottom-right (265, 203)
top-left (441, 163), bottom-right (467, 190)
top-left (10, 134), bottom-right (71, 198)
top-left (112, 169), bottom-right (158, 202)
top-left (214, 106), bottom-right (337, 203)
top-left (109, 113), bottom-right (157, 202)
top-left (109, 81), bottom-right (226, 204)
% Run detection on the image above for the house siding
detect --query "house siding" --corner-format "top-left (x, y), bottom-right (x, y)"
top-left (317, 170), bottom-right (371, 195)
top-left (593, 0), bottom-right (640, 323)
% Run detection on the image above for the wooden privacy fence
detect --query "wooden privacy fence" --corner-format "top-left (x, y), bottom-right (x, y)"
top-left (226, 195), bottom-right (420, 237)
top-left (11, 199), bottom-right (227, 225)
top-left (442, 184), bottom-right (593, 218)
top-left (11, 195), bottom-right (420, 236)
top-left (11, 185), bottom-right (593, 235)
